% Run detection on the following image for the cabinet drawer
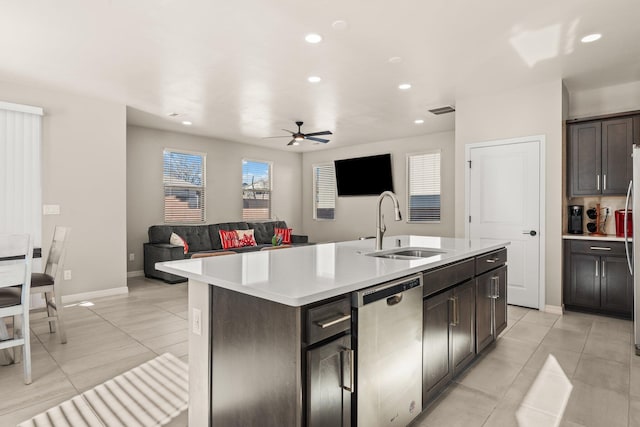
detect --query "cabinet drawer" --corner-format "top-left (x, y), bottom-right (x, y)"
top-left (423, 258), bottom-right (475, 297)
top-left (475, 248), bottom-right (507, 275)
top-left (569, 240), bottom-right (626, 256)
top-left (306, 296), bottom-right (351, 346)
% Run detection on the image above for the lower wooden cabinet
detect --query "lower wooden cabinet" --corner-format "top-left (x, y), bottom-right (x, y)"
top-left (423, 279), bottom-right (475, 405)
top-left (564, 240), bottom-right (632, 317)
top-left (476, 265), bottom-right (507, 353)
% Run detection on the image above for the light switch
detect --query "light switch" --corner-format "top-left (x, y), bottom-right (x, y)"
top-left (43, 204), bottom-right (60, 215)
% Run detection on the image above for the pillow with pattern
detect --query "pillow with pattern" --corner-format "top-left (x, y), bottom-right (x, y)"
top-left (236, 229), bottom-right (257, 247)
top-left (169, 232), bottom-right (189, 254)
top-left (219, 229), bottom-right (240, 249)
top-left (274, 227), bottom-right (292, 244)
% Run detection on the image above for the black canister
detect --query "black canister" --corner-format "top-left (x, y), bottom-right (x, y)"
top-left (568, 205), bottom-right (584, 234)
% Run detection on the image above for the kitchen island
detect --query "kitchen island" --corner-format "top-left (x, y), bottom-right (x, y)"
top-left (157, 235), bottom-right (509, 427)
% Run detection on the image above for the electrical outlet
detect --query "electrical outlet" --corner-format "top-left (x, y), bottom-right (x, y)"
top-left (129, 253), bottom-right (135, 262)
top-left (63, 270), bottom-right (72, 280)
top-left (192, 308), bottom-right (202, 336)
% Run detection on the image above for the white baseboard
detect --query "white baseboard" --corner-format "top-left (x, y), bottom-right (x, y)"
top-left (62, 286), bottom-right (129, 304)
top-left (127, 270), bottom-right (144, 278)
top-left (543, 304), bottom-right (564, 315)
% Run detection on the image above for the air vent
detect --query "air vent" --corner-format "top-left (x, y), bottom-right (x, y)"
top-left (428, 105), bottom-right (456, 115)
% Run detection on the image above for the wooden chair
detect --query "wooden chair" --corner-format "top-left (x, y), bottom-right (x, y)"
top-left (0, 233), bottom-right (34, 384)
top-left (260, 245), bottom-right (292, 251)
top-left (191, 251), bottom-right (236, 259)
top-left (30, 226), bottom-right (70, 344)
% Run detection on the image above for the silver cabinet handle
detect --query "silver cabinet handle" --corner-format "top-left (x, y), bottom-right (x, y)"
top-left (595, 260), bottom-right (599, 277)
top-left (449, 297), bottom-right (456, 326)
top-left (603, 174), bottom-right (607, 191)
top-left (597, 174), bottom-right (601, 191)
top-left (590, 246), bottom-right (612, 251)
top-left (341, 349), bottom-right (354, 393)
top-left (454, 296), bottom-right (460, 326)
top-left (315, 314), bottom-right (351, 329)
top-left (490, 276), bottom-right (500, 299)
top-left (602, 260), bottom-right (606, 278)
top-left (486, 258), bottom-right (499, 263)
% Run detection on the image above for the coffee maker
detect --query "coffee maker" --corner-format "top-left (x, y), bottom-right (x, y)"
top-left (568, 205), bottom-right (584, 234)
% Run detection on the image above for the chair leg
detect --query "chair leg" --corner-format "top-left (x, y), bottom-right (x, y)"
top-left (53, 288), bottom-right (67, 344)
top-left (44, 292), bottom-right (56, 334)
top-left (13, 315), bottom-right (22, 364)
top-left (22, 313), bottom-right (32, 384)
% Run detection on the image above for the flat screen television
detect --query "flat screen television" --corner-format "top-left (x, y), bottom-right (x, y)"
top-left (334, 153), bottom-right (394, 196)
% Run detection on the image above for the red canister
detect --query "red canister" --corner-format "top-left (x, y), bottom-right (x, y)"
top-left (615, 209), bottom-right (632, 237)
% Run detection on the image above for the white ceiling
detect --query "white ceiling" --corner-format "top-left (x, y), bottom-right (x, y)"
top-left (1, 0), bottom-right (639, 152)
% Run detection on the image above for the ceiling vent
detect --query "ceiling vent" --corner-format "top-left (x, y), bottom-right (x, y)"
top-left (428, 105), bottom-right (456, 115)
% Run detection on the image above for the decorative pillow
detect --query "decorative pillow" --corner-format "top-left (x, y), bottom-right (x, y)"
top-left (219, 229), bottom-right (240, 250)
top-left (169, 232), bottom-right (189, 254)
top-left (274, 227), bottom-right (292, 244)
top-left (235, 229), bottom-right (257, 247)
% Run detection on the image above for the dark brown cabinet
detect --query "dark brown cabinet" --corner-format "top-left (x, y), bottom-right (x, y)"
top-left (564, 240), bottom-right (632, 317)
top-left (476, 265), bottom-right (507, 353)
top-left (568, 117), bottom-right (633, 197)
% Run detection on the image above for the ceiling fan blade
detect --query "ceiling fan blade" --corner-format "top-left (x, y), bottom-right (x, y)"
top-left (304, 130), bottom-right (333, 137)
top-left (281, 129), bottom-right (295, 134)
top-left (287, 139), bottom-right (297, 146)
top-left (262, 135), bottom-right (292, 139)
top-left (305, 136), bottom-right (330, 143)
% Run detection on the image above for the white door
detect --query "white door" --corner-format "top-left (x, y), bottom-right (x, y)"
top-left (468, 138), bottom-right (542, 309)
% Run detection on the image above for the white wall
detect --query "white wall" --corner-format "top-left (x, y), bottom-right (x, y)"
top-left (126, 125), bottom-right (303, 272)
top-left (0, 80), bottom-right (127, 298)
top-left (301, 132), bottom-right (455, 243)
top-left (454, 80), bottom-right (563, 308)
top-left (568, 80), bottom-right (640, 119)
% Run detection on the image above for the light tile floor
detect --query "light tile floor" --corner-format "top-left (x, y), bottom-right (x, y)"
top-left (1, 277), bottom-right (638, 426)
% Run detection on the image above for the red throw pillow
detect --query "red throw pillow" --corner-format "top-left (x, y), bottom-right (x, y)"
top-left (170, 232), bottom-right (189, 254)
top-left (219, 229), bottom-right (240, 249)
top-left (236, 229), bottom-right (257, 247)
top-left (274, 227), bottom-right (292, 244)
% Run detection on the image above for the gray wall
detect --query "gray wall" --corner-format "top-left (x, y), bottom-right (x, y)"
top-left (301, 132), bottom-right (455, 243)
top-left (454, 80), bottom-right (564, 309)
top-left (126, 125), bottom-right (303, 272)
top-left (568, 80), bottom-right (640, 118)
top-left (0, 80), bottom-right (127, 298)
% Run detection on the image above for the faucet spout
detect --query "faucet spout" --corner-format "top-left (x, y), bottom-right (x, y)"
top-left (375, 191), bottom-right (402, 251)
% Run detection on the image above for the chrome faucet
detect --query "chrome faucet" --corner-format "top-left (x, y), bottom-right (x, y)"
top-left (376, 191), bottom-right (402, 250)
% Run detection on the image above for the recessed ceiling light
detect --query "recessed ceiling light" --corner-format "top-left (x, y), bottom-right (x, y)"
top-left (181, 121), bottom-right (192, 126)
top-left (581, 33), bottom-right (602, 43)
top-left (305, 33), bottom-right (323, 44)
top-left (388, 57), bottom-right (402, 64)
top-left (307, 76), bottom-right (321, 83)
top-left (398, 83), bottom-right (412, 90)
top-left (414, 119), bottom-right (424, 124)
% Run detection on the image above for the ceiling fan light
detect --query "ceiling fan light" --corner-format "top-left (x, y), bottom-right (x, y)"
top-left (294, 135), bottom-right (304, 141)
top-left (292, 141), bottom-right (300, 146)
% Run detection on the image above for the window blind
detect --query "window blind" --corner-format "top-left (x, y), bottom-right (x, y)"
top-left (242, 160), bottom-right (271, 220)
top-left (163, 149), bottom-right (205, 223)
top-left (407, 151), bottom-right (441, 222)
top-left (313, 164), bottom-right (335, 220)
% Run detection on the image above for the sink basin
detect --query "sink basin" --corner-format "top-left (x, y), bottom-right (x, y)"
top-left (366, 247), bottom-right (447, 260)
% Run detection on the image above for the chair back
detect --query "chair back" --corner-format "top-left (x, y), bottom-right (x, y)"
top-left (0, 233), bottom-right (33, 310)
top-left (44, 227), bottom-right (70, 281)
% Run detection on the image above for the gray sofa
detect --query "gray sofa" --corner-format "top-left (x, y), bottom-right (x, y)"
top-left (144, 220), bottom-right (308, 283)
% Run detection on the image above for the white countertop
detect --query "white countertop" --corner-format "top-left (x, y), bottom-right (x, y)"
top-left (562, 234), bottom-right (632, 242)
top-left (156, 235), bottom-right (510, 307)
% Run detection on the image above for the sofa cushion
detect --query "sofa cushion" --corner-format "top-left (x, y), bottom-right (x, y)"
top-left (209, 222), bottom-right (249, 250)
top-left (248, 221), bottom-right (287, 244)
top-left (148, 225), bottom-right (213, 252)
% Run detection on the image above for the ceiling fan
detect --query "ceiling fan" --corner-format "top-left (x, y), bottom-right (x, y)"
top-left (264, 121), bottom-right (332, 146)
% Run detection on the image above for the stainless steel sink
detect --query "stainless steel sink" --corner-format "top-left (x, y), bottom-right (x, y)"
top-left (366, 247), bottom-right (447, 260)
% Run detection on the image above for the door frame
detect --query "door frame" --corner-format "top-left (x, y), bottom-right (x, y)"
top-left (464, 135), bottom-right (546, 311)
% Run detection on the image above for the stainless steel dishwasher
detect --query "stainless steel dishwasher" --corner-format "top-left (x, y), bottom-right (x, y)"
top-left (352, 274), bottom-right (423, 427)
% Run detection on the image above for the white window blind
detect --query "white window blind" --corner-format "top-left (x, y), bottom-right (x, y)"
top-left (0, 102), bottom-right (43, 248)
top-left (313, 164), bottom-right (336, 220)
top-left (407, 151), bottom-right (441, 222)
top-left (163, 149), bottom-right (206, 223)
top-left (242, 160), bottom-right (271, 221)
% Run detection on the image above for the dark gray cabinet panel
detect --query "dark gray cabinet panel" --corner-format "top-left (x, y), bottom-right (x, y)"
top-left (602, 118), bottom-right (633, 195)
top-left (307, 335), bottom-right (352, 427)
top-left (569, 121), bottom-right (601, 196)
top-left (422, 290), bottom-right (453, 404)
top-left (475, 265), bottom-right (508, 353)
top-left (451, 280), bottom-right (475, 374)
top-left (563, 240), bottom-right (632, 317)
top-left (494, 266), bottom-right (508, 336)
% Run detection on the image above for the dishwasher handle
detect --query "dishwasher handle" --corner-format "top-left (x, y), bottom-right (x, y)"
top-left (387, 294), bottom-right (403, 306)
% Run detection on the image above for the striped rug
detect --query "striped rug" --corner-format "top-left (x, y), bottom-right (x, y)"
top-left (18, 353), bottom-right (188, 427)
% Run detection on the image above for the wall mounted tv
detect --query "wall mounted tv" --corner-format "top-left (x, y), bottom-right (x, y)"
top-left (334, 153), bottom-right (394, 196)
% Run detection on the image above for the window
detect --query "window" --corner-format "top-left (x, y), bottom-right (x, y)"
top-left (163, 149), bottom-right (206, 223)
top-left (242, 159), bottom-right (271, 220)
top-left (407, 151), bottom-right (441, 222)
top-left (313, 163), bottom-right (336, 220)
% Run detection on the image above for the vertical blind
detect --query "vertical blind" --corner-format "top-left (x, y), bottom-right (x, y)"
top-left (407, 151), bottom-right (441, 222)
top-left (313, 164), bottom-right (335, 220)
top-left (163, 149), bottom-right (206, 223)
top-left (0, 102), bottom-right (43, 248)
top-left (242, 160), bottom-right (271, 221)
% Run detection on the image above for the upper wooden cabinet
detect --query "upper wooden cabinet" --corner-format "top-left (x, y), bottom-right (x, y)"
top-left (568, 117), bottom-right (633, 197)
